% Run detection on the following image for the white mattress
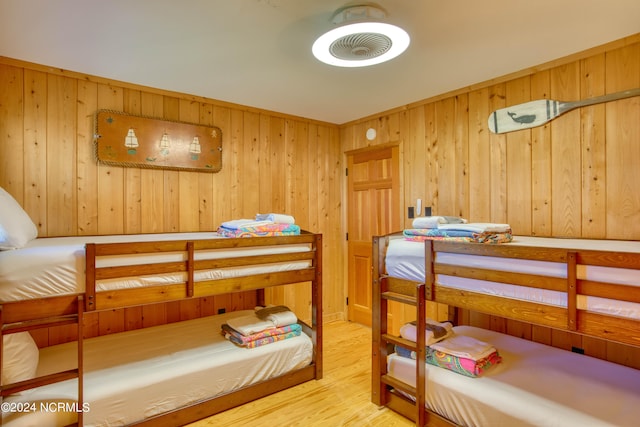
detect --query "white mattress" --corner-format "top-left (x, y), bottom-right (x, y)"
top-left (2, 310), bottom-right (313, 427)
top-left (385, 236), bottom-right (640, 319)
top-left (387, 326), bottom-right (640, 427)
top-left (0, 233), bottom-right (311, 302)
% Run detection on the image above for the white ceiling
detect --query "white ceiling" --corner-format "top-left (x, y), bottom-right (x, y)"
top-left (1, 0), bottom-right (639, 124)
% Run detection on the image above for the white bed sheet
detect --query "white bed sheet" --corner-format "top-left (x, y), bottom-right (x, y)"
top-left (0, 233), bottom-right (311, 302)
top-left (387, 325), bottom-right (640, 427)
top-left (2, 310), bottom-right (313, 427)
top-left (384, 236), bottom-right (640, 319)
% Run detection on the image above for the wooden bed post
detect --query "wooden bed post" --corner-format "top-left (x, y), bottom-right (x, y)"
top-left (0, 304), bottom-right (4, 417)
top-left (186, 241), bottom-right (195, 298)
top-left (313, 233), bottom-right (323, 379)
top-left (424, 240), bottom-right (434, 302)
top-left (77, 295), bottom-right (84, 426)
top-left (567, 251), bottom-right (578, 331)
top-left (371, 235), bottom-right (387, 407)
top-left (415, 283), bottom-right (427, 426)
top-left (85, 243), bottom-right (96, 312)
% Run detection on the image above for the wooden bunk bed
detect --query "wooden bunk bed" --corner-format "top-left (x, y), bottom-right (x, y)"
top-left (372, 232), bottom-right (640, 426)
top-left (1, 231), bottom-right (322, 426)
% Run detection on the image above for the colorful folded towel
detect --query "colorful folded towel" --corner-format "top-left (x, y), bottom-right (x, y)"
top-left (217, 222), bottom-right (301, 238)
top-left (438, 223), bottom-right (512, 234)
top-left (395, 344), bottom-right (502, 377)
top-left (222, 323), bottom-right (302, 348)
top-left (402, 228), bottom-right (513, 244)
top-left (220, 219), bottom-right (273, 230)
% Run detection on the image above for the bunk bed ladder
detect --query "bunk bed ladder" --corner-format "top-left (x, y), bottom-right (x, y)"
top-left (0, 296), bottom-right (84, 426)
top-left (373, 235), bottom-right (429, 426)
top-left (380, 285), bottom-right (428, 426)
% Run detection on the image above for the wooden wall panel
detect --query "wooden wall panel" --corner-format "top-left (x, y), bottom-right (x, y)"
top-left (123, 89), bottom-right (143, 234)
top-left (23, 70), bottom-right (47, 233)
top-left (405, 106), bottom-right (426, 228)
top-left (139, 93), bottom-right (166, 234)
top-left (0, 66), bottom-right (23, 200)
top-left (468, 88), bottom-right (491, 221)
top-left (487, 83), bottom-right (508, 223)
top-left (340, 35), bottom-right (640, 364)
top-left (77, 80), bottom-right (99, 235)
top-left (580, 54), bottom-right (607, 239)
top-left (530, 70), bottom-right (552, 236)
top-left (605, 43), bottom-right (640, 239)
top-left (550, 63), bottom-right (582, 237)
top-left (505, 77), bottom-right (532, 234)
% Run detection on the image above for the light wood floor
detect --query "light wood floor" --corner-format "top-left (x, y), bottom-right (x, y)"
top-left (187, 320), bottom-right (414, 427)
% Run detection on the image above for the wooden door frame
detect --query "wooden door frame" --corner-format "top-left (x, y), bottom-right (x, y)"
top-left (342, 141), bottom-right (403, 322)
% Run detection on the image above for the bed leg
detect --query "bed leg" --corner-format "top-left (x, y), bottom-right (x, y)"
top-left (77, 295), bottom-right (84, 426)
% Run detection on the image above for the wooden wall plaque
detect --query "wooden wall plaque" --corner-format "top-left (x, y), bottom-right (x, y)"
top-left (95, 110), bottom-right (222, 172)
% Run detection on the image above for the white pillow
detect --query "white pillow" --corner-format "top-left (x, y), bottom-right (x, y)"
top-left (2, 332), bottom-right (39, 386)
top-left (0, 186), bottom-right (38, 250)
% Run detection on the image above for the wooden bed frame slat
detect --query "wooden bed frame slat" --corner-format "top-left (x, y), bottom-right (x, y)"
top-left (577, 250), bottom-right (640, 269)
top-left (433, 240), bottom-right (570, 261)
top-left (579, 312), bottom-right (640, 347)
top-left (435, 263), bottom-right (568, 292)
top-left (95, 261), bottom-right (188, 280)
top-left (0, 295), bottom-right (80, 324)
top-left (194, 269), bottom-right (316, 297)
top-left (579, 280), bottom-right (640, 303)
top-left (434, 286), bottom-right (568, 328)
top-left (1, 369), bottom-right (79, 397)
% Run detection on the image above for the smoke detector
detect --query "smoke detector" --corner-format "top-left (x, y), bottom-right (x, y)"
top-left (312, 4), bottom-right (410, 67)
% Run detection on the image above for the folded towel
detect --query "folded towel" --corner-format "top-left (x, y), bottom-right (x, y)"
top-left (403, 228), bottom-right (513, 244)
top-left (441, 216), bottom-right (468, 224)
top-left (217, 223), bottom-right (301, 238)
top-left (438, 223), bottom-right (511, 234)
top-left (225, 314), bottom-right (275, 336)
top-left (430, 335), bottom-right (496, 361)
top-left (222, 323), bottom-right (302, 347)
top-left (255, 305), bottom-right (291, 318)
top-left (255, 213), bottom-right (296, 224)
top-left (395, 344), bottom-right (502, 377)
top-left (412, 216), bottom-right (447, 229)
top-left (412, 216), bottom-right (468, 229)
top-left (399, 319), bottom-right (454, 346)
top-left (220, 219), bottom-right (273, 230)
top-left (404, 228), bottom-right (475, 238)
top-left (255, 305), bottom-right (298, 326)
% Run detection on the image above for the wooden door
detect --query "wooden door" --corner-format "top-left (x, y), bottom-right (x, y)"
top-left (347, 144), bottom-right (401, 326)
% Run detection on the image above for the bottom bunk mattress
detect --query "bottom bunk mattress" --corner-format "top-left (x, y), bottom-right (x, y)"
top-left (387, 326), bottom-right (640, 427)
top-left (2, 310), bottom-right (313, 427)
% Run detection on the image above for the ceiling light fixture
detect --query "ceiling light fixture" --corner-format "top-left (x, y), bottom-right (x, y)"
top-left (312, 4), bottom-right (410, 68)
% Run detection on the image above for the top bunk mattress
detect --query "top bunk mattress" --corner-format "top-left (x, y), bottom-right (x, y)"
top-left (0, 232), bottom-right (313, 302)
top-left (2, 310), bottom-right (313, 426)
top-left (384, 235), bottom-right (640, 319)
top-left (387, 325), bottom-right (640, 427)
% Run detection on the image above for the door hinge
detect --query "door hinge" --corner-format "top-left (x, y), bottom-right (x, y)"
top-left (346, 297), bottom-right (349, 306)
top-left (345, 167), bottom-right (348, 176)
top-left (345, 232), bottom-right (348, 241)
